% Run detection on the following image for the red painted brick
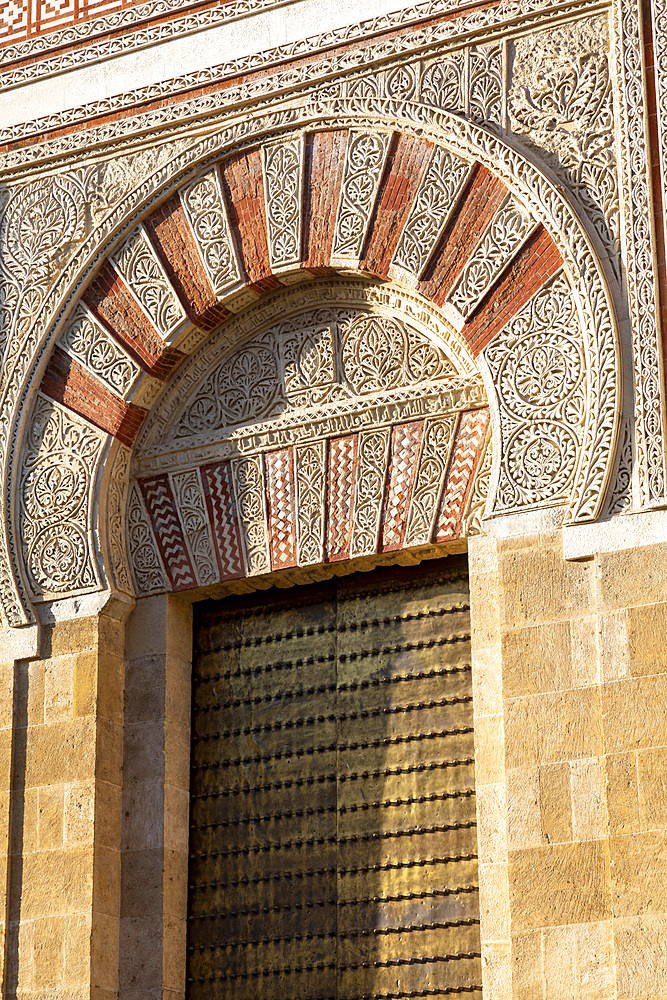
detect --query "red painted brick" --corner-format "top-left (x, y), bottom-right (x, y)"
top-left (40, 345), bottom-right (147, 447)
top-left (144, 195), bottom-right (230, 331)
top-left (461, 226), bottom-right (563, 356)
top-left (219, 150), bottom-right (278, 290)
top-left (360, 134), bottom-right (433, 277)
top-left (418, 165), bottom-right (507, 306)
top-left (82, 262), bottom-right (185, 379)
top-left (302, 129), bottom-right (349, 269)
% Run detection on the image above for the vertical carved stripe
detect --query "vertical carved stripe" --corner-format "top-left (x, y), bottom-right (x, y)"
top-left (108, 444), bottom-right (132, 594)
top-left (231, 454), bottom-right (271, 575)
top-left (326, 435), bottom-right (358, 562)
top-left (127, 482), bottom-right (168, 596)
top-left (170, 469), bottom-right (219, 587)
top-left (380, 421), bottom-right (425, 552)
top-left (612, 0), bottom-right (667, 503)
top-left (295, 441), bottom-right (326, 566)
top-left (350, 428), bottom-right (391, 558)
top-left (265, 447), bottom-right (297, 570)
top-left (139, 474), bottom-right (197, 591)
top-left (20, 395), bottom-right (105, 598)
top-left (200, 462), bottom-right (245, 582)
top-left (262, 137), bottom-right (303, 272)
top-left (434, 408), bottom-right (490, 542)
top-left (404, 416), bottom-right (458, 548)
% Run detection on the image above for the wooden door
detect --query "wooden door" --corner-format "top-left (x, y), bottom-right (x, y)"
top-left (187, 557), bottom-right (481, 1000)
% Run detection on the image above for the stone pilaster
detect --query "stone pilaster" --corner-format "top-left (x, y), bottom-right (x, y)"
top-left (120, 594), bottom-right (192, 1000)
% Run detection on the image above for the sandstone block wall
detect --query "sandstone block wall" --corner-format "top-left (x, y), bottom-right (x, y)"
top-left (0, 529), bottom-right (664, 999)
top-left (470, 527), bottom-right (667, 999)
top-left (0, 601), bottom-right (129, 1000)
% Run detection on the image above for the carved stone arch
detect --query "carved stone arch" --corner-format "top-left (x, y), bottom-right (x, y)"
top-left (5, 106), bottom-right (621, 624)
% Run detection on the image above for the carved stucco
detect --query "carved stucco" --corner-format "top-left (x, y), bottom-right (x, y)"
top-left (508, 14), bottom-right (620, 269)
top-left (0, 7), bottom-right (641, 624)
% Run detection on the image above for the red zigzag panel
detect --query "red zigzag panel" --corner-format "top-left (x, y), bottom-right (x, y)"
top-left (434, 408), bottom-right (490, 543)
top-left (326, 435), bottom-right (358, 562)
top-left (139, 475), bottom-right (198, 591)
top-left (380, 420), bottom-right (425, 552)
top-left (264, 448), bottom-right (297, 570)
top-left (200, 462), bottom-right (245, 581)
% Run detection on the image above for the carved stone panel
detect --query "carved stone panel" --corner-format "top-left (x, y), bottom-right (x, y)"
top-left (111, 225), bottom-right (187, 339)
top-left (448, 196), bottom-right (535, 320)
top-left (331, 131), bottom-right (392, 264)
top-left (483, 270), bottom-right (586, 510)
top-left (58, 303), bottom-right (139, 396)
top-left (19, 395), bottom-right (105, 598)
top-left (509, 14), bottom-right (620, 265)
top-left (392, 146), bottom-right (471, 281)
top-left (262, 137), bottom-right (303, 271)
top-left (179, 168), bottom-right (242, 297)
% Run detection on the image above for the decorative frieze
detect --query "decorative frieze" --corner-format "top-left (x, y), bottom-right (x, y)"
top-left (126, 410), bottom-right (489, 595)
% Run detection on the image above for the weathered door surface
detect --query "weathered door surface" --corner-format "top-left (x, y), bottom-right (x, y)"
top-left (187, 557), bottom-right (481, 999)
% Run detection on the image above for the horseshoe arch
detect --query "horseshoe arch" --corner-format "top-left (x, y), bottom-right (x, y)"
top-left (9, 109), bottom-right (621, 619)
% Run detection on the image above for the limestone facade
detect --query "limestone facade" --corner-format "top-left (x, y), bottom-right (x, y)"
top-left (1, 0), bottom-right (667, 997)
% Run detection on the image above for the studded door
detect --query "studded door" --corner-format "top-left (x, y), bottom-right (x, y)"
top-left (187, 558), bottom-right (481, 1000)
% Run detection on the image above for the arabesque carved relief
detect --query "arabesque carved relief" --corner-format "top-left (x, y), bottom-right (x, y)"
top-left (4, 85), bottom-right (624, 620)
top-left (509, 15), bottom-right (619, 266)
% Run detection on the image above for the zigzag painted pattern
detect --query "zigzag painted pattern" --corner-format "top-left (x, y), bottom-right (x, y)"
top-left (380, 420), bottom-right (424, 552)
top-left (434, 407), bottom-right (490, 543)
top-left (326, 435), bottom-right (357, 562)
top-left (138, 475), bottom-right (197, 591)
top-left (200, 462), bottom-right (245, 580)
top-left (265, 447), bottom-right (297, 570)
